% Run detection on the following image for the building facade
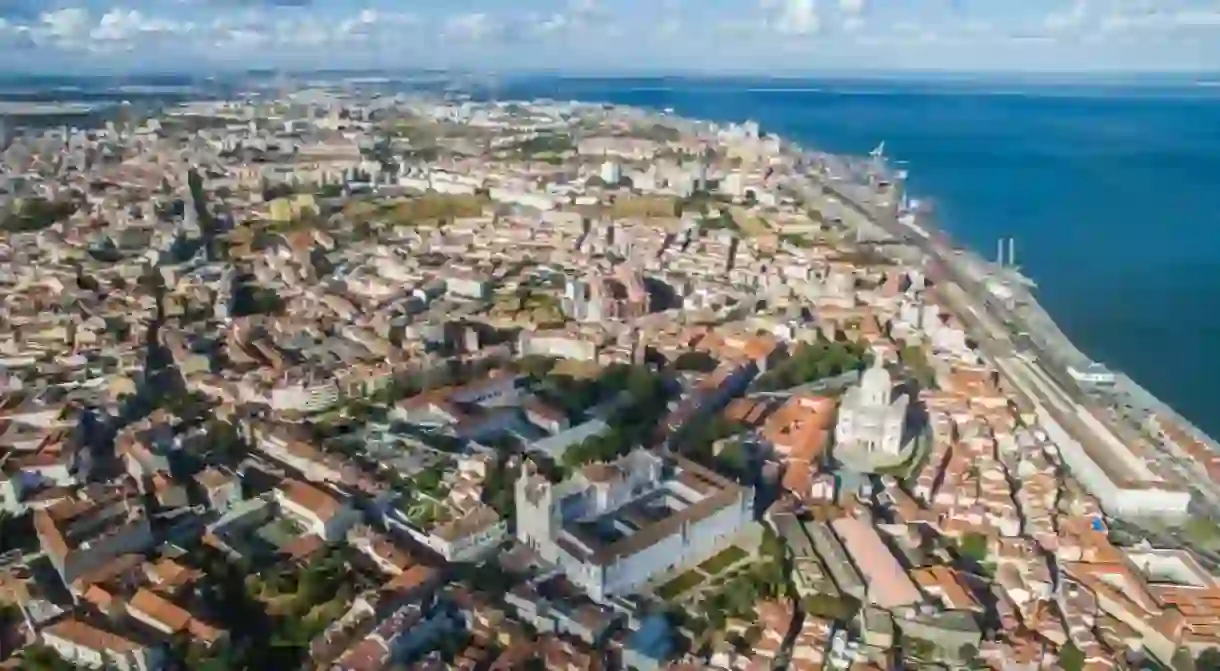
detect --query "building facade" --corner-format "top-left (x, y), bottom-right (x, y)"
top-left (516, 449), bottom-right (753, 602)
top-left (834, 362), bottom-right (914, 473)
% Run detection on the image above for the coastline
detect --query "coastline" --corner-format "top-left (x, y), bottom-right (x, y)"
top-left (823, 147), bottom-right (1220, 450)
top-left (562, 94), bottom-right (1220, 459)
top-left (789, 143), bottom-right (1220, 520)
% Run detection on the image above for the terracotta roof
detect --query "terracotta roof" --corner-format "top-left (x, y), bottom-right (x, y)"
top-left (278, 479), bottom-right (343, 522)
top-left (144, 558), bottom-right (201, 591)
top-left (33, 509), bottom-right (69, 560)
top-left (432, 505), bottom-right (501, 543)
top-left (363, 534), bottom-right (416, 573)
top-left (43, 618), bottom-right (143, 655)
top-left (187, 618), bottom-right (227, 647)
top-left (281, 533), bottom-right (326, 561)
top-left (335, 638), bottom-right (390, 671)
top-left (129, 588), bottom-right (192, 633)
top-left (384, 564), bottom-right (441, 596)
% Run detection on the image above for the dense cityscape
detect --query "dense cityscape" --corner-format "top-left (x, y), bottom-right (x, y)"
top-left (0, 85), bottom-right (1219, 671)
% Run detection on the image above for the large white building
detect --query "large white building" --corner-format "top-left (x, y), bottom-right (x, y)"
top-left (996, 355), bottom-right (1191, 519)
top-left (40, 618), bottom-right (163, 671)
top-left (833, 362), bottom-right (914, 473)
top-left (516, 449), bottom-right (753, 602)
top-left (269, 376), bottom-right (340, 414)
top-left (600, 160), bottom-right (622, 186)
top-left (274, 479), bottom-right (360, 542)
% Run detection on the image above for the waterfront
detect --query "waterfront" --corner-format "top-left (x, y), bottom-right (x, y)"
top-left (485, 76), bottom-right (1220, 436)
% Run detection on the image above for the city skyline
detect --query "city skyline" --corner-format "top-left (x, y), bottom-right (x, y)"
top-left (0, 0), bottom-right (1219, 74)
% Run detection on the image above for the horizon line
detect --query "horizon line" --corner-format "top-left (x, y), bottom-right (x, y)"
top-left (1, 67), bottom-right (1219, 81)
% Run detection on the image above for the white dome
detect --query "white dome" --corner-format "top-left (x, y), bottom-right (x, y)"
top-left (859, 360), bottom-right (892, 406)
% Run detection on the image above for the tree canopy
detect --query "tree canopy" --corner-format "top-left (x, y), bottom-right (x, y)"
top-left (1060, 642), bottom-right (1085, 671)
top-left (1, 196), bottom-right (81, 232)
top-left (1197, 648), bottom-right (1220, 671)
top-left (754, 340), bottom-right (871, 391)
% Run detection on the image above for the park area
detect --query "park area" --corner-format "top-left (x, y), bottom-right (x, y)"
top-left (654, 543), bottom-right (756, 602)
top-left (657, 570), bottom-right (706, 601)
top-left (698, 546), bottom-right (750, 576)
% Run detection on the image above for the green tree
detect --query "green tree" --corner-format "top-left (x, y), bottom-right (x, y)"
top-left (958, 532), bottom-right (990, 564)
top-left (17, 645), bottom-right (77, 671)
top-left (514, 355), bottom-right (558, 380)
top-left (673, 351), bottom-right (719, 372)
top-left (802, 593), bottom-right (861, 622)
top-left (1, 196), bottom-right (80, 232)
top-left (1060, 642), bottom-right (1085, 671)
top-left (1197, 648), bottom-right (1220, 671)
top-left (760, 525), bottom-right (786, 561)
top-left (482, 457), bottom-right (519, 519)
top-left (716, 441), bottom-right (750, 480)
top-left (414, 464), bottom-right (447, 496)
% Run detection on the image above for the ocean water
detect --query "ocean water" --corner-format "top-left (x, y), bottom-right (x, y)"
top-left (488, 77), bottom-right (1220, 436)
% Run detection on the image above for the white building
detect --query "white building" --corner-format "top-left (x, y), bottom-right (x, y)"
top-left (269, 377), bottom-right (340, 414)
top-left (519, 330), bottom-right (598, 362)
top-left (1067, 362), bottom-right (1117, 387)
top-left (194, 466), bottom-right (242, 513)
top-left (721, 171), bottom-right (745, 198)
top-left (600, 160), bottom-right (622, 186)
top-left (393, 504), bottom-right (508, 562)
top-left (577, 137), bottom-right (659, 160)
top-left (833, 361), bottom-right (914, 472)
top-left (41, 618), bottom-right (163, 671)
top-left (487, 187), bottom-right (560, 211)
top-left (516, 449), bottom-right (753, 602)
top-left (996, 356), bottom-right (1191, 519)
top-left (252, 425), bottom-right (347, 484)
top-left (274, 479), bottom-right (360, 542)
top-left (446, 272), bottom-right (491, 300)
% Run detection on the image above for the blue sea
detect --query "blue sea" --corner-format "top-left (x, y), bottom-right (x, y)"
top-left (487, 76), bottom-right (1220, 436)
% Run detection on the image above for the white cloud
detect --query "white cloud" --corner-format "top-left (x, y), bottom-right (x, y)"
top-left (772, 0), bottom-right (821, 35)
top-left (962, 20), bottom-right (995, 34)
top-left (1097, 7), bottom-right (1220, 34)
top-left (568, 0), bottom-right (599, 18)
top-left (658, 16), bottom-right (682, 36)
top-left (275, 17), bottom-right (331, 46)
top-left (839, 0), bottom-right (866, 17)
top-left (1172, 10), bottom-right (1220, 26)
top-left (445, 13), bottom-right (497, 42)
top-left (213, 23), bottom-right (269, 50)
top-left (90, 9), bottom-right (192, 43)
top-left (337, 8), bottom-right (414, 37)
top-left (40, 8), bottom-right (89, 41)
top-left (1099, 9), bottom-right (1168, 33)
top-left (1044, 0), bottom-right (1088, 32)
top-left (530, 0), bottom-right (607, 38)
top-left (537, 13), bottom-right (568, 35)
top-left (1007, 34), bottom-right (1057, 44)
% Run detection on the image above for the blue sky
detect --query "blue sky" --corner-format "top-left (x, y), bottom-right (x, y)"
top-left (0, 0), bottom-right (1218, 73)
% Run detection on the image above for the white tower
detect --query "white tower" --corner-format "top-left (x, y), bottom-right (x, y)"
top-left (600, 160), bottom-right (622, 185)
